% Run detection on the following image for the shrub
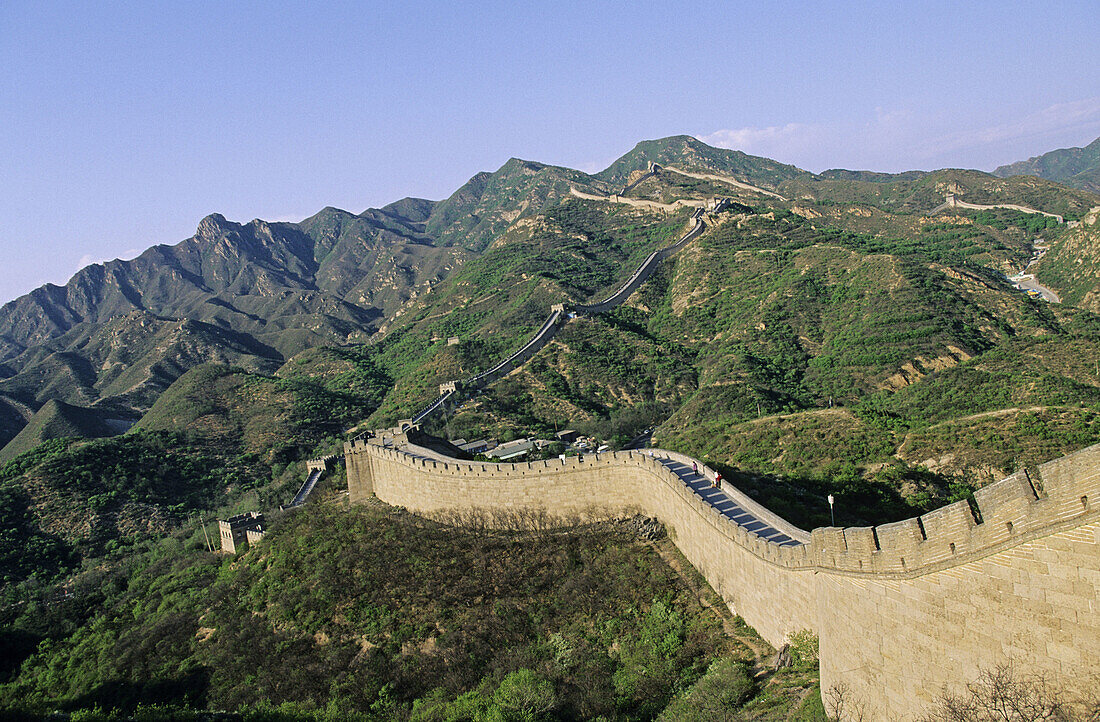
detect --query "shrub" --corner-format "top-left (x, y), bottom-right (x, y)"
top-left (787, 629), bottom-right (820, 667)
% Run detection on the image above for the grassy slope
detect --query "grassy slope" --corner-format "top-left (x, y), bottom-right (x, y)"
top-left (0, 362), bottom-right (373, 591)
top-left (1035, 216), bottom-right (1100, 311)
top-left (993, 136), bottom-right (1100, 193)
top-left (423, 193), bottom-right (1100, 528)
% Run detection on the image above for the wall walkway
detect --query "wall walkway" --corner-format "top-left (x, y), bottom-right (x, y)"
top-left (285, 455), bottom-right (339, 508)
top-left (661, 165), bottom-right (788, 201)
top-left (345, 432), bottom-right (1100, 720)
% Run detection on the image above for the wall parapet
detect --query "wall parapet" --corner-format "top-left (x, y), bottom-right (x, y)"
top-left (343, 434), bottom-right (1100, 720)
top-left (809, 444), bottom-right (1098, 575)
top-left (344, 438), bottom-right (1100, 579)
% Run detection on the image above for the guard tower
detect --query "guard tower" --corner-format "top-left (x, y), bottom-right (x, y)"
top-left (219, 511), bottom-right (265, 554)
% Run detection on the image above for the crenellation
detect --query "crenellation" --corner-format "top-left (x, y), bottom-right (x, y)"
top-left (917, 500), bottom-right (977, 561)
top-left (844, 526), bottom-right (879, 557)
top-left (874, 518), bottom-right (924, 567)
top-left (343, 436), bottom-right (1100, 720)
top-left (973, 470), bottom-right (1038, 533)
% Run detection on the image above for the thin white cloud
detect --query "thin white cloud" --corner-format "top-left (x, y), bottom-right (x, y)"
top-left (918, 96), bottom-right (1100, 163)
top-left (701, 96), bottom-right (1100, 173)
top-left (74, 247), bottom-right (143, 274)
top-left (700, 123), bottom-right (830, 167)
top-left (76, 254), bottom-right (102, 270)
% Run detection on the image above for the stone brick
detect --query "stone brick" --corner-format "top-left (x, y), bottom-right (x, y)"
top-left (344, 435), bottom-right (1100, 721)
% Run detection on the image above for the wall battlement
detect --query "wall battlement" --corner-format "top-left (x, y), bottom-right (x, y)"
top-left (807, 443), bottom-right (1098, 575)
top-left (344, 435), bottom-right (1099, 719)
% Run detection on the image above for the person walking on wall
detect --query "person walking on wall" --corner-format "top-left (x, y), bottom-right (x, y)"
top-left (714, 471), bottom-right (722, 489)
top-left (692, 461), bottom-right (698, 476)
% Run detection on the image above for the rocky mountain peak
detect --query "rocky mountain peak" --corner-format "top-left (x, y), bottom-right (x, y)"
top-left (196, 213), bottom-right (234, 239)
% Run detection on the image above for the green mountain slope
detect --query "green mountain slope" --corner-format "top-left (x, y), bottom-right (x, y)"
top-left (0, 400), bottom-right (117, 463)
top-left (597, 135), bottom-right (808, 190)
top-left (780, 168), bottom-right (1099, 220)
top-left (0, 311), bottom-right (281, 421)
top-left (0, 208), bottom-right (455, 367)
top-left (135, 364), bottom-right (364, 461)
top-left (1033, 212), bottom-right (1100, 312)
top-left (0, 395), bottom-right (33, 449)
top-left (994, 136), bottom-right (1100, 192)
top-left (2, 133), bottom-right (1099, 541)
top-left (424, 157), bottom-right (610, 252)
top-left (0, 502), bottom-right (805, 720)
top-left (5, 133), bottom-right (1100, 719)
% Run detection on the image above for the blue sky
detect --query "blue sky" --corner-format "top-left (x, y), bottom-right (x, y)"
top-left (1, 0), bottom-right (1098, 303)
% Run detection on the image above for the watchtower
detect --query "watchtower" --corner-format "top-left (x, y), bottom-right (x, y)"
top-left (218, 511), bottom-right (265, 554)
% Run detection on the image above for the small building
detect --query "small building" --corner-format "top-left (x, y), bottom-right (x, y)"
top-left (487, 439), bottom-right (535, 461)
top-left (556, 429), bottom-right (579, 444)
top-left (219, 511), bottom-right (265, 554)
top-left (458, 439), bottom-right (495, 454)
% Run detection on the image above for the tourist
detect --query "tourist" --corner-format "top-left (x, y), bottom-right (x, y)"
top-left (692, 461), bottom-right (698, 476)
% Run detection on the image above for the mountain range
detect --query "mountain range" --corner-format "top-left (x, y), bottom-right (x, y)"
top-left (1, 134), bottom-right (1099, 472)
top-left (994, 136), bottom-right (1100, 192)
top-left (3, 133), bottom-right (1100, 716)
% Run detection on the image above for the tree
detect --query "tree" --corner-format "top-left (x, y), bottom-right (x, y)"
top-left (920, 664), bottom-right (1100, 722)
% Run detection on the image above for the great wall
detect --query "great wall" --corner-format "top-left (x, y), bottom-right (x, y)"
top-left (404, 191), bottom-right (721, 427)
top-left (346, 427), bottom-right (1099, 719)
top-left (932, 193), bottom-right (1066, 223)
top-left (333, 175), bottom-right (1098, 719)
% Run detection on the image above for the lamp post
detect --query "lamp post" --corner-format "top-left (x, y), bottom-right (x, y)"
top-left (828, 494), bottom-right (835, 526)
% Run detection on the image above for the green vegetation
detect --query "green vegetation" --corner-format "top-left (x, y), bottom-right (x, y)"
top-left (0, 430), bottom-right (278, 588)
top-left (994, 135), bottom-right (1100, 193)
top-left (965, 207), bottom-right (1061, 234)
top-left (0, 503), bottom-right (825, 721)
top-left (0, 400), bottom-right (116, 464)
top-left (597, 135), bottom-right (807, 189)
top-left (1033, 221), bottom-right (1100, 312)
top-left (1, 134), bottom-right (1099, 719)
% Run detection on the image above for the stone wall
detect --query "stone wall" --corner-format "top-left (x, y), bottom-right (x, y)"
top-left (410, 199), bottom-right (712, 425)
top-left (574, 209), bottom-right (705, 314)
top-left (661, 165), bottom-right (788, 201)
top-left (569, 186), bottom-right (708, 213)
top-left (344, 437), bottom-right (1100, 719)
top-left (945, 193), bottom-right (1064, 222)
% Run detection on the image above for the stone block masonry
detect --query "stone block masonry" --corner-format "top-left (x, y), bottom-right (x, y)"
top-left (344, 435), bottom-right (1100, 720)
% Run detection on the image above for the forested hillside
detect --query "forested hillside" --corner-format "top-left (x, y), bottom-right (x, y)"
top-left (1, 135), bottom-right (1099, 719)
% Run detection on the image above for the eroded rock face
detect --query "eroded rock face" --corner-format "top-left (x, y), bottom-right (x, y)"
top-left (881, 346), bottom-right (973, 390)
